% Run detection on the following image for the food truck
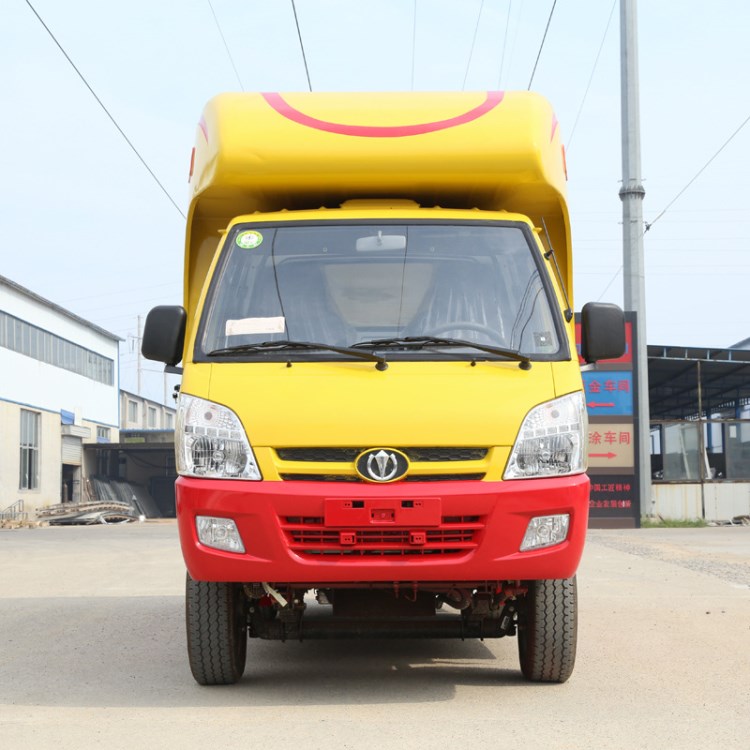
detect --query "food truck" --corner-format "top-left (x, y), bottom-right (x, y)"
top-left (143, 90), bottom-right (624, 684)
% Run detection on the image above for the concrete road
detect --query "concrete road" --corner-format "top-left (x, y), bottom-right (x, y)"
top-left (1, 523), bottom-right (748, 750)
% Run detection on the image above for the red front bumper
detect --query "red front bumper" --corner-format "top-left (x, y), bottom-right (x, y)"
top-left (176, 474), bottom-right (589, 584)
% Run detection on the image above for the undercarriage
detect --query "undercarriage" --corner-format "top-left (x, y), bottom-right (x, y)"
top-left (244, 582), bottom-right (527, 641)
top-left (185, 575), bottom-right (578, 686)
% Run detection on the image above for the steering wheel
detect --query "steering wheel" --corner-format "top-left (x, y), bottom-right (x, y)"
top-left (424, 321), bottom-right (505, 344)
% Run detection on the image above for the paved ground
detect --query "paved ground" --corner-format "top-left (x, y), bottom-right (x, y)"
top-left (0, 523), bottom-right (748, 750)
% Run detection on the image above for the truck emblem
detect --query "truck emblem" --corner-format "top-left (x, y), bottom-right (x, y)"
top-left (355, 449), bottom-right (409, 483)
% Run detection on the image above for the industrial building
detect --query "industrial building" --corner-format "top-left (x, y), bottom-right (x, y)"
top-left (0, 275), bottom-right (178, 522)
top-left (0, 275), bottom-right (121, 517)
top-left (648, 344), bottom-right (750, 522)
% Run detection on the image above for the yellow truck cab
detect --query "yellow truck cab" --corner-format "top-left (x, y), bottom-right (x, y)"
top-left (143, 91), bottom-right (624, 685)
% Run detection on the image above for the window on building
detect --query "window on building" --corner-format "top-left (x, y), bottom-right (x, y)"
top-left (725, 422), bottom-right (750, 479)
top-left (96, 426), bottom-right (111, 443)
top-left (128, 401), bottom-right (138, 424)
top-left (165, 412), bottom-right (174, 429)
top-left (0, 310), bottom-right (114, 385)
top-left (147, 406), bottom-right (157, 429)
top-left (662, 422), bottom-right (701, 481)
top-left (652, 419), bottom-right (750, 482)
top-left (19, 410), bottom-right (40, 490)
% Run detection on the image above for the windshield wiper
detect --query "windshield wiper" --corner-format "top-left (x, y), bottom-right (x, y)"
top-left (352, 336), bottom-right (531, 370)
top-left (207, 339), bottom-right (388, 370)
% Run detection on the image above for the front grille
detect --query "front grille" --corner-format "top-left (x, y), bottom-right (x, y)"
top-left (281, 515), bottom-right (483, 558)
top-left (280, 473), bottom-right (486, 483)
top-left (276, 447), bottom-right (488, 462)
top-left (298, 549), bottom-right (464, 557)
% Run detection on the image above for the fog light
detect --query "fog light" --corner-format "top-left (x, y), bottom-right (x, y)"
top-left (520, 514), bottom-right (570, 551)
top-left (196, 516), bottom-right (245, 553)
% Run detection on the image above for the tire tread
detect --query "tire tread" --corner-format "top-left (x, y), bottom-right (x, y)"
top-left (185, 574), bottom-right (247, 685)
top-left (518, 577), bottom-right (577, 683)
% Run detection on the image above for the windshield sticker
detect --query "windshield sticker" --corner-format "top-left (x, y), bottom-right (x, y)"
top-left (226, 317), bottom-right (285, 336)
top-left (534, 331), bottom-right (554, 347)
top-left (235, 230), bottom-right (263, 249)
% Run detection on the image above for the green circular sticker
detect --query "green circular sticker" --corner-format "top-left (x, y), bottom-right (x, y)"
top-left (236, 230), bottom-right (263, 249)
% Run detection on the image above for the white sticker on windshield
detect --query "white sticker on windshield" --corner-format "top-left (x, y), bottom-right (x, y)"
top-left (225, 317), bottom-right (286, 336)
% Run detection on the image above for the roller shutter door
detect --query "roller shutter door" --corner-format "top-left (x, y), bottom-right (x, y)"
top-left (62, 436), bottom-right (82, 465)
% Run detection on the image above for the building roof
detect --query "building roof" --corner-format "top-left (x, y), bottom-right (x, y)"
top-left (648, 344), bottom-right (750, 419)
top-left (0, 274), bottom-right (122, 342)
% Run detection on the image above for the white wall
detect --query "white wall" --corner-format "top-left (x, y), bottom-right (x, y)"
top-left (0, 401), bottom-right (62, 515)
top-left (652, 483), bottom-right (750, 522)
top-left (1, 351), bottom-right (119, 428)
top-left (0, 280), bottom-right (119, 427)
top-left (119, 391), bottom-right (175, 431)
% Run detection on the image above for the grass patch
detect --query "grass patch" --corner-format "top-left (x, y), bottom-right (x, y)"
top-left (641, 516), bottom-right (707, 528)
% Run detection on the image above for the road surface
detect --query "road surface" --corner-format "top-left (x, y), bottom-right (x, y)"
top-left (1, 522), bottom-right (748, 749)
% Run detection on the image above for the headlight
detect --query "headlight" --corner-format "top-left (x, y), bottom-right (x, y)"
top-left (504, 392), bottom-right (587, 479)
top-left (175, 394), bottom-right (261, 480)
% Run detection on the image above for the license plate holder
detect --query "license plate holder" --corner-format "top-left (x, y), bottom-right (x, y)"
top-left (324, 497), bottom-right (441, 526)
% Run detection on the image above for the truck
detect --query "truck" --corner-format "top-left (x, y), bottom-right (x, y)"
top-left (143, 90), bottom-right (624, 685)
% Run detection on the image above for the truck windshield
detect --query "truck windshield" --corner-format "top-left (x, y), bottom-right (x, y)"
top-left (198, 223), bottom-right (564, 361)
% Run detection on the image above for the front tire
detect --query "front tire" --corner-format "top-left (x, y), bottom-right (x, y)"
top-left (517, 577), bottom-right (577, 683)
top-left (186, 574), bottom-right (248, 685)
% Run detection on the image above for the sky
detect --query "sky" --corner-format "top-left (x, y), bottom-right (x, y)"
top-left (2, 0), bottom-right (749, 405)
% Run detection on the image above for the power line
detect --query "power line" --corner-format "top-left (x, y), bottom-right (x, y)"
top-left (595, 111), bottom-right (750, 301)
top-left (411, 0), bottom-right (417, 90)
top-left (645, 112), bottom-right (750, 232)
top-left (462, 0), bottom-right (485, 90)
top-left (505, 0), bottom-right (524, 87)
top-left (567, 0), bottom-right (617, 151)
top-left (596, 265), bottom-right (622, 302)
top-left (207, 0), bottom-right (245, 90)
top-left (291, 0), bottom-right (312, 91)
top-left (527, 0), bottom-right (557, 90)
top-left (496, 0), bottom-right (513, 88)
top-left (23, 0), bottom-right (185, 220)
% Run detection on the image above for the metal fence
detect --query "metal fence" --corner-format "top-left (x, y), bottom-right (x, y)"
top-left (0, 499), bottom-right (28, 523)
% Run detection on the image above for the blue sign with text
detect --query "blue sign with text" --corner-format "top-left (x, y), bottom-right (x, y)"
top-left (581, 371), bottom-right (633, 416)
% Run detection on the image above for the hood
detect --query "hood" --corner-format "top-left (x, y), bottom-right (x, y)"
top-left (202, 360), bottom-right (557, 448)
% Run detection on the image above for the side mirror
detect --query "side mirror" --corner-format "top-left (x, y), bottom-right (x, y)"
top-left (580, 302), bottom-right (625, 363)
top-left (142, 305), bottom-right (187, 366)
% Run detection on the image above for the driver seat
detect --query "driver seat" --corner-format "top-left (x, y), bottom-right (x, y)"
top-left (406, 260), bottom-right (504, 343)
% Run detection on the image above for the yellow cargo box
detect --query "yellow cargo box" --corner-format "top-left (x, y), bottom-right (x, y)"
top-left (186, 91), bottom-right (570, 317)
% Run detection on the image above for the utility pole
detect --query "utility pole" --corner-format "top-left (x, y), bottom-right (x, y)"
top-left (619, 0), bottom-right (652, 516)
